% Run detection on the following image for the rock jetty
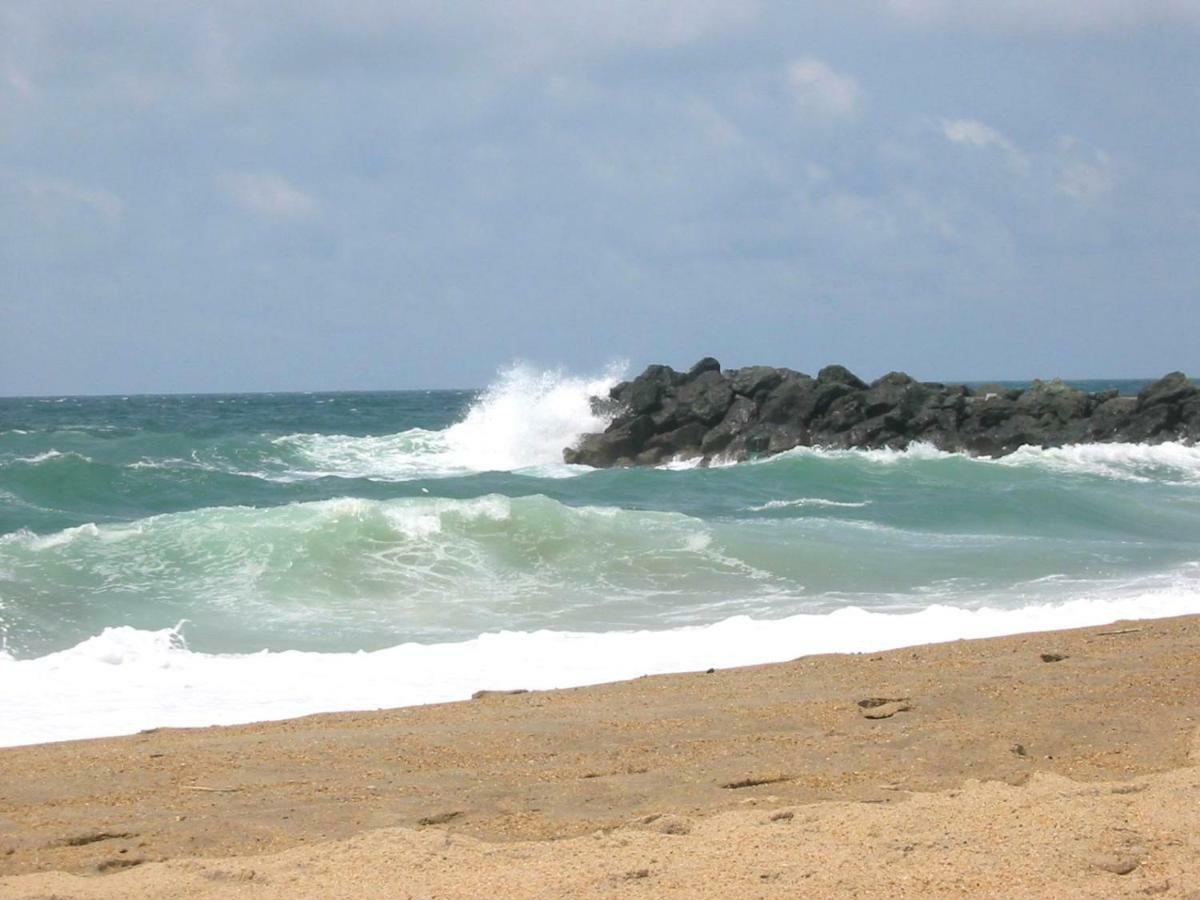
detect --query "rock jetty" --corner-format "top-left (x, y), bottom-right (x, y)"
top-left (563, 359), bottom-right (1200, 468)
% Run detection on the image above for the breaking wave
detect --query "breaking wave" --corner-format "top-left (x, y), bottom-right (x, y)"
top-left (4, 577), bottom-right (1199, 747)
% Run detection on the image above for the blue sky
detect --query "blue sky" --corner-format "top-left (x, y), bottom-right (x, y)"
top-left (3, 1), bottom-right (1199, 394)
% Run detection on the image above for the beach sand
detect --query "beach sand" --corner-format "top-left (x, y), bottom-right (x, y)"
top-left (2, 615), bottom-right (1199, 897)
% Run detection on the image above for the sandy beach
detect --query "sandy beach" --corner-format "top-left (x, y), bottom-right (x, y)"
top-left (3, 614), bottom-right (1199, 898)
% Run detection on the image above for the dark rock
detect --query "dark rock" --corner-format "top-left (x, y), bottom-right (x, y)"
top-left (647, 422), bottom-right (708, 458)
top-left (1139, 372), bottom-right (1197, 408)
top-left (624, 365), bottom-right (679, 416)
top-left (759, 375), bottom-right (819, 424)
top-left (674, 370), bottom-right (734, 426)
top-left (686, 356), bottom-right (722, 379)
top-left (1182, 398), bottom-right (1200, 441)
top-left (819, 393), bottom-right (867, 433)
top-left (589, 395), bottom-right (623, 418)
top-left (650, 397), bottom-right (682, 430)
top-left (564, 363), bottom-right (1197, 468)
top-left (975, 383), bottom-right (1023, 401)
top-left (816, 364), bottom-right (864, 388)
top-left (635, 447), bottom-right (669, 466)
top-left (1090, 396), bottom-right (1136, 439)
top-left (845, 414), bottom-right (893, 448)
top-left (817, 364), bottom-right (867, 390)
top-left (964, 394), bottom-right (1018, 429)
top-left (701, 396), bottom-right (756, 457)
top-left (1016, 379), bottom-right (1091, 424)
top-left (1123, 403), bottom-right (1178, 441)
top-left (730, 366), bottom-right (783, 398)
top-left (563, 414), bottom-right (655, 467)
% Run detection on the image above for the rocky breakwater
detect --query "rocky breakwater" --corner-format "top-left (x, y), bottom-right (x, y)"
top-left (563, 358), bottom-right (1200, 467)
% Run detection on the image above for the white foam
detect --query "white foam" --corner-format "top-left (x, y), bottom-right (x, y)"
top-left (4, 581), bottom-right (1198, 748)
top-left (996, 442), bottom-right (1200, 484)
top-left (758, 440), bottom-right (1200, 484)
top-left (274, 362), bottom-right (624, 481)
top-left (11, 449), bottom-right (92, 465)
top-left (745, 498), bottom-right (871, 512)
top-left (759, 443), bottom-right (956, 466)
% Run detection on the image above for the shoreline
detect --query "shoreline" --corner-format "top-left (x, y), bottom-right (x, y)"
top-left (3, 613), bottom-right (1200, 896)
top-left (8, 578), bottom-right (1198, 749)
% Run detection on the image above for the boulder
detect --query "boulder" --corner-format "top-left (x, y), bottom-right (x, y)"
top-left (646, 422), bottom-right (708, 458)
top-left (817, 364), bottom-right (867, 390)
top-left (1016, 379), bottom-right (1091, 425)
top-left (1089, 396), bottom-right (1136, 439)
top-left (758, 374), bottom-right (819, 424)
top-left (562, 414), bottom-right (655, 467)
top-left (1138, 372), bottom-right (1197, 409)
top-left (564, 363), bottom-right (1198, 468)
top-left (622, 365), bottom-right (679, 416)
top-left (686, 357), bottom-right (722, 379)
top-left (729, 366), bottom-right (784, 399)
top-left (674, 370), bottom-right (735, 426)
top-left (701, 396), bottom-right (756, 457)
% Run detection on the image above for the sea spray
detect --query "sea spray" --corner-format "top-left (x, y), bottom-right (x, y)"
top-left (275, 362), bottom-right (625, 480)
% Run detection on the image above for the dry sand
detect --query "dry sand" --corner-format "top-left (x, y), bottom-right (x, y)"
top-left (2, 615), bottom-right (1199, 898)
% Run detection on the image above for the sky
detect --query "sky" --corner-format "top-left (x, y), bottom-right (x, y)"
top-left (2, 1), bottom-right (1199, 394)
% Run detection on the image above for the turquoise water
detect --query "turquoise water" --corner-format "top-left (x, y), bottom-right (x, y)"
top-left (3, 368), bottom-right (1199, 745)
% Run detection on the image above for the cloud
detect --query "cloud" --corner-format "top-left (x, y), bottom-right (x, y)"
top-left (785, 58), bottom-right (861, 119)
top-left (26, 178), bottom-right (124, 221)
top-left (218, 172), bottom-right (318, 221)
top-left (941, 118), bottom-right (1028, 173)
top-left (882, 0), bottom-right (1200, 32)
top-left (1055, 140), bottom-right (1115, 201)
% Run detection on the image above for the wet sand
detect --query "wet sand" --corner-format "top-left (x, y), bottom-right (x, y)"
top-left (3, 615), bottom-right (1199, 897)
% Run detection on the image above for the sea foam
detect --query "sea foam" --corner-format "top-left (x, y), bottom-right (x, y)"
top-left (4, 580), bottom-right (1198, 748)
top-left (274, 363), bottom-right (623, 481)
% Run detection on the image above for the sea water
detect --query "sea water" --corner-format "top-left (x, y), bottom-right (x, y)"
top-left (3, 366), bottom-right (1199, 746)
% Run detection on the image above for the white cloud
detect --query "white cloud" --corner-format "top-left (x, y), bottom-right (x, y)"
top-left (882, 0), bottom-right (1200, 32)
top-left (26, 178), bottom-right (124, 221)
top-left (1055, 141), bottom-right (1115, 201)
top-left (785, 58), bottom-right (861, 119)
top-left (941, 118), bottom-right (1028, 173)
top-left (219, 172), bottom-right (318, 221)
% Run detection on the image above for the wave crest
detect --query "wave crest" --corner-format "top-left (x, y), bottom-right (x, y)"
top-left (275, 363), bottom-right (624, 481)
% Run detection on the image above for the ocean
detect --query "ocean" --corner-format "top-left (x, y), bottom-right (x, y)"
top-left (3, 365), bottom-right (1200, 747)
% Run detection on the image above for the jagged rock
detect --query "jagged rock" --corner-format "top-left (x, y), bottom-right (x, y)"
top-left (1139, 372), bottom-right (1197, 408)
top-left (687, 357), bottom-right (722, 379)
top-left (701, 397), bottom-right (756, 457)
top-left (758, 374), bottom-right (818, 424)
top-left (623, 365), bottom-right (679, 416)
top-left (1089, 396), bottom-right (1136, 439)
top-left (818, 364), bottom-right (867, 390)
top-left (647, 422), bottom-right (708, 457)
top-left (1016, 379), bottom-right (1091, 425)
top-left (1122, 403), bottom-right (1178, 441)
top-left (562, 360), bottom-right (1198, 468)
top-left (563, 414), bottom-right (655, 466)
top-left (729, 366), bottom-right (784, 399)
top-left (675, 370), bottom-right (734, 426)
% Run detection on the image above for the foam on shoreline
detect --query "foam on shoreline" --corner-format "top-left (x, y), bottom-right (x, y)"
top-left (5, 585), bottom-right (1198, 748)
